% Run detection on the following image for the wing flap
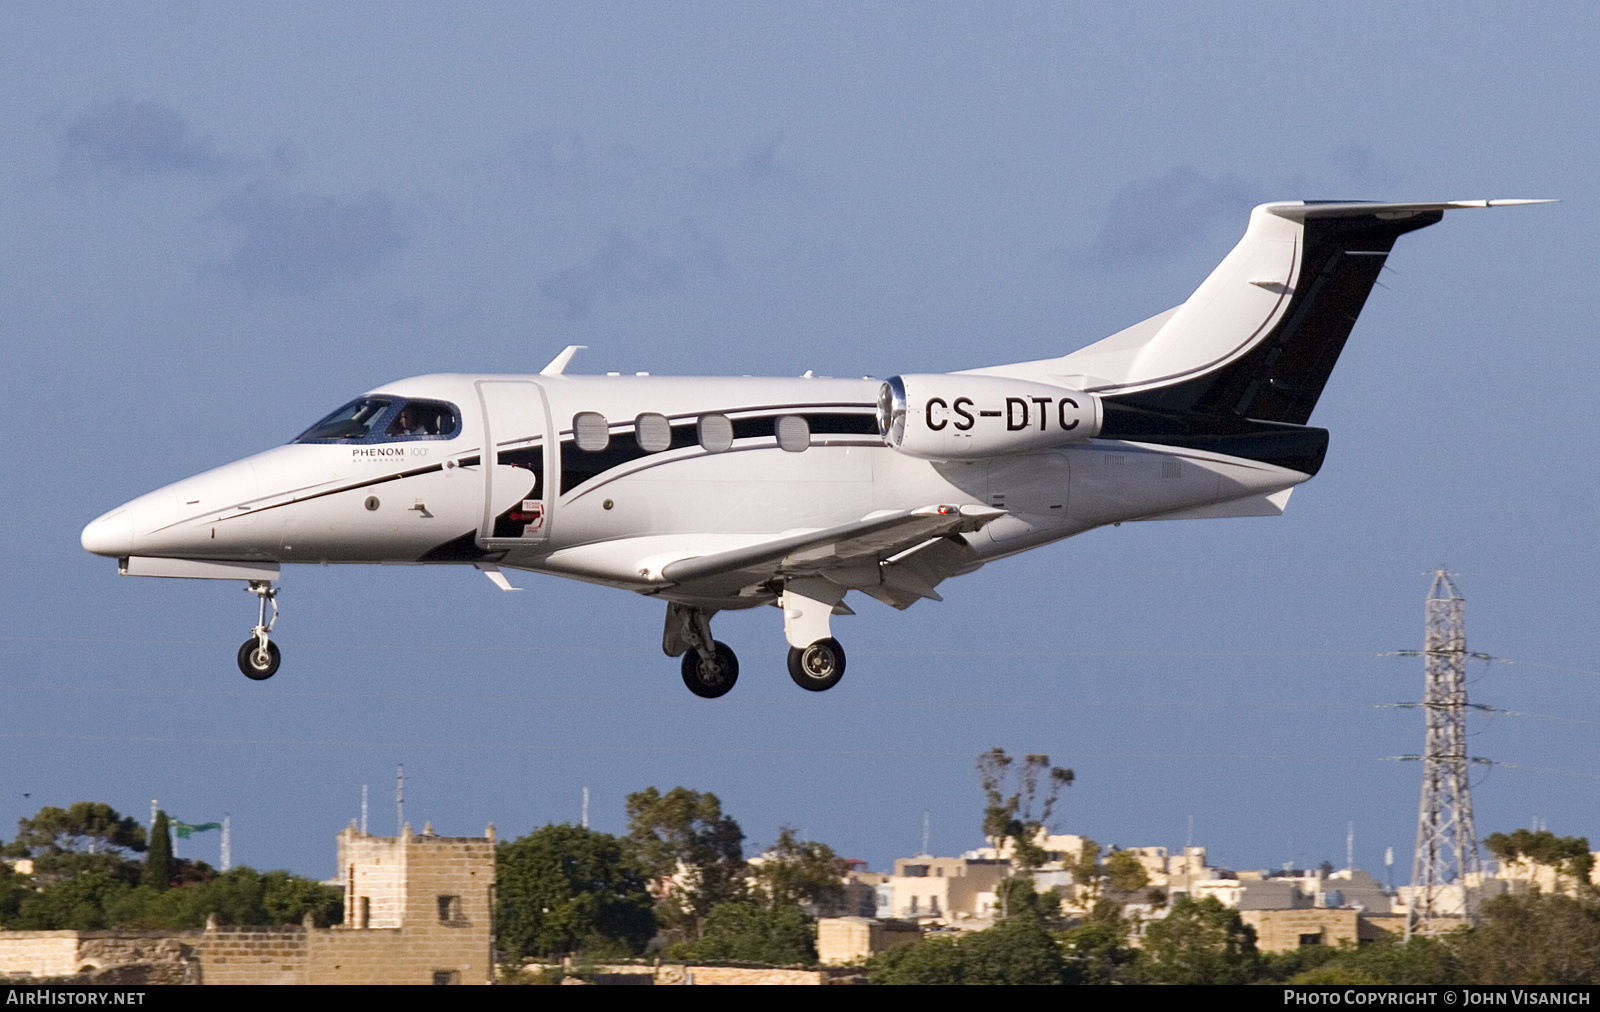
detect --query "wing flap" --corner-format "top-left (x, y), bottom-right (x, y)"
top-left (660, 504), bottom-right (1003, 590)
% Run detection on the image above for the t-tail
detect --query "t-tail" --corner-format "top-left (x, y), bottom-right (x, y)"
top-left (968, 199), bottom-right (1554, 476)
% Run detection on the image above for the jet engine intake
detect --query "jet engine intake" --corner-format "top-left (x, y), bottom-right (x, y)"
top-left (877, 375), bottom-right (1101, 460)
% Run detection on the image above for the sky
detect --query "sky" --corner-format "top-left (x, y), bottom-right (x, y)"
top-left (1, 2), bottom-right (1596, 881)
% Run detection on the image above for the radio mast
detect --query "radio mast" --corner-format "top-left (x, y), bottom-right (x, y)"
top-left (1406, 570), bottom-right (1483, 937)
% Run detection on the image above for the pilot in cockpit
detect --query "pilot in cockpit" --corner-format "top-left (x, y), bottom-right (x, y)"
top-left (390, 405), bottom-right (429, 437)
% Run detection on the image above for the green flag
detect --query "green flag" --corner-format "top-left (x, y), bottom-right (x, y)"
top-left (173, 820), bottom-right (222, 840)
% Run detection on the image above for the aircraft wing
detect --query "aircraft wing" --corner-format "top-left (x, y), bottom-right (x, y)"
top-left (659, 504), bottom-right (1003, 597)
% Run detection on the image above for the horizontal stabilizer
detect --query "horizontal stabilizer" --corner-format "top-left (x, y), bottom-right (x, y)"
top-left (1133, 487), bottom-right (1293, 522)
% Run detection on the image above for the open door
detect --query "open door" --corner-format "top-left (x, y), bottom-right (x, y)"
top-left (476, 379), bottom-right (554, 549)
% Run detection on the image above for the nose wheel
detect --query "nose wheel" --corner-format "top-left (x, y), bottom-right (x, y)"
top-left (237, 581), bottom-right (280, 680)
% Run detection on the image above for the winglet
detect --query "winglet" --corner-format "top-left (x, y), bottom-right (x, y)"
top-left (540, 345), bottom-right (586, 376)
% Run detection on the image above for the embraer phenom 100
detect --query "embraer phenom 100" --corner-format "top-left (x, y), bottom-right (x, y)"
top-left (82, 199), bottom-right (1548, 697)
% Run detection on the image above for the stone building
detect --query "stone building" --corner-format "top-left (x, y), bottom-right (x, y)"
top-left (1240, 909), bottom-right (1402, 953)
top-left (199, 821), bottom-right (496, 985)
top-left (816, 916), bottom-right (922, 965)
top-left (0, 930), bottom-right (199, 983)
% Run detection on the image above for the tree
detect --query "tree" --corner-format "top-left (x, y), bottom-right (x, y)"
top-left (749, 827), bottom-right (845, 915)
top-left (976, 749), bottom-right (1074, 875)
top-left (1458, 892), bottom-right (1600, 984)
top-left (142, 811), bottom-right (172, 891)
top-left (11, 802), bottom-right (146, 857)
top-left (1068, 837), bottom-right (1104, 907)
top-left (1104, 848), bottom-right (1150, 894)
top-left (869, 913), bottom-right (1070, 985)
top-left (261, 870), bottom-right (344, 927)
top-left (9, 802), bottom-right (147, 885)
top-left (1133, 896), bottom-right (1258, 984)
top-left (1484, 830), bottom-right (1594, 892)
top-left (496, 823), bottom-right (655, 958)
top-left (625, 787), bottom-right (745, 939)
top-left (4, 864), bottom-right (343, 932)
top-left (670, 901), bottom-right (816, 965)
top-left (1060, 901), bottom-right (1138, 985)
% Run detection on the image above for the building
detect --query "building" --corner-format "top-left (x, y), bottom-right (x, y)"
top-left (1193, 868), bottom-right (1393, 914)
top-left (199, 821), bottom-right (496, 985)
top-left (878, 854), bottom-right (1010, 923)
top-left (815, 917), bottom-right (922, 965)
top-left (1240, 909), bottom-right (1403, 953)
top-left (1492, 851), bottom-right (1600, 897)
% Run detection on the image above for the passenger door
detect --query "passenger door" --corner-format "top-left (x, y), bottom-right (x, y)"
top-left (475, 379), bottom-right (554, 549)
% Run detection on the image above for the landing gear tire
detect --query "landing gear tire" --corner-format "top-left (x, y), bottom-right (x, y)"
top-left (681, 641), bottom-right (739, 699)
top-left (788, 638), bottom-right (846, 692)
top-left (237, 639), bottom-right (281, 680)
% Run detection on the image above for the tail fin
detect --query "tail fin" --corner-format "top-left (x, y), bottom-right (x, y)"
top-left (1071, 199), bottom-right (1550, 423)
top-left (970, 199), bottom-right (1551, 473)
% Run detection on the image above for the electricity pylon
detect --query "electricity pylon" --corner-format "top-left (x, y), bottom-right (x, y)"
top-left (1406, 569), bottom-right (1483, 937)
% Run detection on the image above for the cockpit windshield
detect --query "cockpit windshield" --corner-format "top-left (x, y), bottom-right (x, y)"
top-left (294, 398), bottom-right (394, 442)
top-left (385, 400), bottom-right (458, 439)
top-left (294, 397), bottom-right (461, 444)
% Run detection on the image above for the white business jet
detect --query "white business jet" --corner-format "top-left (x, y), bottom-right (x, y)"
top-left (82, 199), bottom-right (1548, 697)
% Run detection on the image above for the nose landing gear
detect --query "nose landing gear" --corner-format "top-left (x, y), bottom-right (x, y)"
top-left (237, 581), bottom-right (280, 680)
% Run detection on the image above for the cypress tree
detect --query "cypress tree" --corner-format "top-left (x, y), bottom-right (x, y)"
top-left (143, 811), bottom-right (172, 891)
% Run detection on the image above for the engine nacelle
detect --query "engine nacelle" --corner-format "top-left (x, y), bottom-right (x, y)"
top-left (877, 374), bottom-right (1101, 460)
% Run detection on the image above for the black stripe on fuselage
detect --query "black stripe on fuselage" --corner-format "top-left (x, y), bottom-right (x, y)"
top-left (557, 409), bottom-right (878, 494)
top-left (204, 461), bottom-right (448, 527)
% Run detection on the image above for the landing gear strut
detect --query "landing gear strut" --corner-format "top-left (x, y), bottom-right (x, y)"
top-left (237, 581), bottom-right (280, 680)
top-left (781, 579), bottom-right (848, 692)
top-left (663, 602), bottom-right (738, 698)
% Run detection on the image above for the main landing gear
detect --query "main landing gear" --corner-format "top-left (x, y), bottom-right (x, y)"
top-left (781, 578), bottom-right (847, 693)
top-left (237, 581), bottom-right (280, 680)
top-left (663, 602), bottom-right (739, 698)
top-left (661, 579), bottom-right (852, 699)
top-left (788, 637), bottom-right (846, 692)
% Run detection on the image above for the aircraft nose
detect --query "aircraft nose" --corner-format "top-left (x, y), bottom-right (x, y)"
top-left (82, 509), bottom-right (134, 557)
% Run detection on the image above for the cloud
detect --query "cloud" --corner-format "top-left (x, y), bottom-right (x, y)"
top-left (207, 186), bottom-right (406, 292)
top-left (540, 219), bottom-right (723, 318)
top-left (1069, 167), bottom-right (1263, 270)
top-left (63, 99), bottom-right (238, 176)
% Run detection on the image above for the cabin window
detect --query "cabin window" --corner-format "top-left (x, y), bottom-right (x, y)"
top-left (698, 413), bottom-right (734, 453)
top-left (385, 400), bottom-right (459, 440)
top-left (573, 412), bottom-right (610, 452)
top-left (294, 397), bottom-right (394, 443)
top-left (775, 414), bottom-right (810, 452)
top-left (635, 413), bottom-right (672, 452)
